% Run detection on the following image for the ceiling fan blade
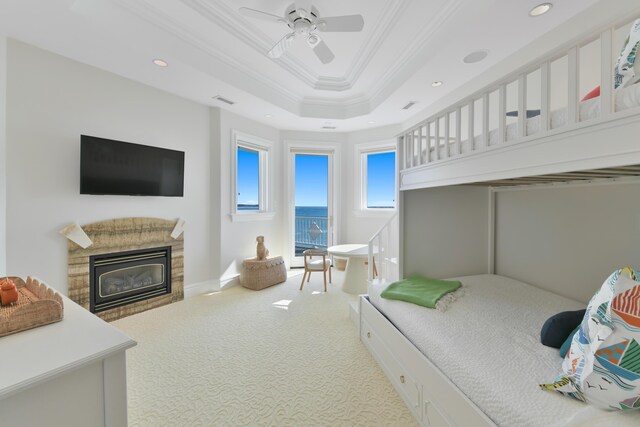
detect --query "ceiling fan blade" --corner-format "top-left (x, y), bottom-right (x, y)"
top-left (268, 33), bottom-right (295, 59)
top-left (317, 15), bottom-right (364, 32)
top-left (239, 7), bottom-right (285, 23)
top-left (313, 39), bottom-right (335, 64)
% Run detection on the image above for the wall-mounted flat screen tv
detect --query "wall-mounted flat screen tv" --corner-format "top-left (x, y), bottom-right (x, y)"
top-left (80, 135), bottom-right (185, 197)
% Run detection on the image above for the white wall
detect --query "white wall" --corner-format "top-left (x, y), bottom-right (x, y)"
top-left (5, 40), bottom-right (212, 294)
top-left (403, 185), bottom-right (489, 279)
top-left (217, 109), bottom-right (283, 282)
top-left (495, 182), bottom-right (640, 303)
top-left (0, 37), bottom-right (6, 277)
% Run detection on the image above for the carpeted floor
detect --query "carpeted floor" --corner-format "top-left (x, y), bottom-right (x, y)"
top-left (113, 270), bottom-right (417, 426)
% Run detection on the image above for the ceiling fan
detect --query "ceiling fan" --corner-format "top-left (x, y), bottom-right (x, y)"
top-left (239, 3), bottom-right (364, 64)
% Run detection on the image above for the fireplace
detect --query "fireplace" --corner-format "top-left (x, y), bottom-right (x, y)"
top-left (90, 247), bottom-right (172, 314)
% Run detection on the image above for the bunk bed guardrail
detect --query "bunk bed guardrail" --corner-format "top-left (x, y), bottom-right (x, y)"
top-left (368, 212), bottom-right (400, 285)
top-left (398, 16), bottom-right (640, 190)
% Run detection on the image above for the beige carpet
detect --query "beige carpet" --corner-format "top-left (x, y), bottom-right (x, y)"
top-left (113, 271), bottom-right (417, 426)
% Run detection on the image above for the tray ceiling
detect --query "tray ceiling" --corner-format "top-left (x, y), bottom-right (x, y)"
top-left (0, 0), bottom-right (606, 131)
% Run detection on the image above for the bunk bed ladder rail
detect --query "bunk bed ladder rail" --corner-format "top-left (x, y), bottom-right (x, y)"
top-left (368, 212), bottom-right (400, 285)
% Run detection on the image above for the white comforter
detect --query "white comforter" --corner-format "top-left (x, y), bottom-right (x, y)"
top-left (368, 274), bottom-right (640, 427)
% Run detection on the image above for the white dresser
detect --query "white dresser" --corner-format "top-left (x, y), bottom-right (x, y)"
top-left (0, 294), bottom-right (136, 427)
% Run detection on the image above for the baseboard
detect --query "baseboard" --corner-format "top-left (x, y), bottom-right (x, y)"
top-left (184, 279), bottom-right (219, 299)
top-left (220, 274), bottom-right (241, 290)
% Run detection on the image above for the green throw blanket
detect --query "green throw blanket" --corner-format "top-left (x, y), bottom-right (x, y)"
top-left (381, 274), bottom-right (462, 309)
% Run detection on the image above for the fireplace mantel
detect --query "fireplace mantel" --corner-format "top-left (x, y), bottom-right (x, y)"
top-left (67, 217), bottom-right (184, 321)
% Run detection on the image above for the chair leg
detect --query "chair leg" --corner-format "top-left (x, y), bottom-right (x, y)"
top-left (307, 271), bottom-right (311, 282)
top-left (373, 257), bottom-right (378, 278)
top-left (323, 270), bottom-right (327, 292)
top-left (300, 271), bottom-right (307, 290)
top-left (329, 266), bottom-right (332, 283)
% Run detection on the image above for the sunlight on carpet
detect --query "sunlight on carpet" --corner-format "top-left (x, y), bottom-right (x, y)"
top-left (113, 272), bottom-right (417, 426)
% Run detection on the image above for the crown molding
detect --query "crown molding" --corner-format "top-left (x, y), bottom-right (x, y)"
top-left (108, 0), bottom-right (464, 120)
top-left (111, 0), bottom-right (302, 106)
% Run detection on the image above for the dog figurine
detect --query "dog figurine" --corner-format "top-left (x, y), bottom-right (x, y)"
top-left (256, 236), bottom-right (269, 260)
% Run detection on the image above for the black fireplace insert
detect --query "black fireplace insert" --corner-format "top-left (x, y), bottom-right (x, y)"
top-left (89, 246), bottom-right (171, 313)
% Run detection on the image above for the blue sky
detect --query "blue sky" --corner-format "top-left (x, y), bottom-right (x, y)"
top-left (367, 152), bottom-right (396, 208)
top-left (295, 154), bottom-right (328, 207)
top-left (238, 149), bottom-right (395, 208)
top-left (237, 148), bottom-right (259, 205)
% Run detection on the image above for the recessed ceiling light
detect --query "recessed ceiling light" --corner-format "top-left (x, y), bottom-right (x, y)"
top-left (529, 3), bottom-right (552, 17)
top-left (264, 114), bottom-right (272, 118)
top-left (431, 81), bottom-right (443, 87)
top-left (152, 58), bottom-right (168, 67)
top-left (367, 120), bottom-right (376, 124)
top-left (463, 50), bottom-right (489, 64)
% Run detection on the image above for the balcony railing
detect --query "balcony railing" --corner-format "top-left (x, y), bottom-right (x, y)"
top-left (295, 216), bottom-right (328, 256)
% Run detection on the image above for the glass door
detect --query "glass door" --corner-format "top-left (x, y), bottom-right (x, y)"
top-left (290, 152), bottom-right (334, 267)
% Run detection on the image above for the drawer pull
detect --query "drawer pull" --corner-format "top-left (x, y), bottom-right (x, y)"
top-left (367, 332), bottom-right (371, 338)
top-left (400, 375), bottom-right (405, 384)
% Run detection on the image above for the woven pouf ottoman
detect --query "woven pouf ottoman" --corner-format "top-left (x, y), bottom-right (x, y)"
top-left (240, 256), bottom-right (287, 290)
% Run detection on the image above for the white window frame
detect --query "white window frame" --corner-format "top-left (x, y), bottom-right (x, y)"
top-left (230, 130), bottom-right (275, 222)
top-left (354, 140), bottom-right (397, 218)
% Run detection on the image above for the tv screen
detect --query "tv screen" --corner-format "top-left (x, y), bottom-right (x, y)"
top-left (80, 135), bottom-right (185, 197)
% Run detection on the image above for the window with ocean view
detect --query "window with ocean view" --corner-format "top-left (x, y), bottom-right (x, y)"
top-left (231, 130), bottom-right (273, 221)
top-left (237, 147), bottom-right (260, 211)
top-left (295, 154), bottom-right (329, 256)
top-left (366, 151), bottom-right (396, 209)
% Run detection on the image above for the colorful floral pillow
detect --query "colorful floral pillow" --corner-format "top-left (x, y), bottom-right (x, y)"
top-left (541, 268), bottom-right (640, 411)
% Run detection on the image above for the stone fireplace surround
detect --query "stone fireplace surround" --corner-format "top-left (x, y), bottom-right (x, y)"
top-left (67, 217), bottom-right (184, 322)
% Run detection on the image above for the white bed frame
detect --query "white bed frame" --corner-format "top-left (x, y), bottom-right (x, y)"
top-left (362, 13), bottom-right (640, 427)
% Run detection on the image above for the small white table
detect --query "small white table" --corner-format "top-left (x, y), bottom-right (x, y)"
top-left (328, 244), bottom-right (369, 295)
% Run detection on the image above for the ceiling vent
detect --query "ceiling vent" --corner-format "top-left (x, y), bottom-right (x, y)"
top-left (213, 95), bottom-right (235, 105)
top-left (402, 101), bottom-right (418, 110)
top-left (322, 126), bottom-right (337, 130)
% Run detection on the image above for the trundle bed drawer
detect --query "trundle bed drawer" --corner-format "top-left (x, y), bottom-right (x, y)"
top-left (361, 318), bottom-right (424, 423)
top-left (360, 298), bottom-right (453, 426)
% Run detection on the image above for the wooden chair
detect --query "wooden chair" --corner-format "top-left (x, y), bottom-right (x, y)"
top-left (300, 249), bottom-right (332, 292)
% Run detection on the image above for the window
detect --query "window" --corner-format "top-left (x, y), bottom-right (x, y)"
top-left (355, 142), bottom-right (397, 216)
top-left (231, 131), bottom-right (274, 222)
top-left (237, 147), bottom-right (260, 211)
top-left (365, 151), bottom-right (396, 208)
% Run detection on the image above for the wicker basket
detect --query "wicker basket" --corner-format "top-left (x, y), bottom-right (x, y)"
top-left (0, 276), bottom-right (64, 337)
top-left (240, 256), bottom-right (287, 291)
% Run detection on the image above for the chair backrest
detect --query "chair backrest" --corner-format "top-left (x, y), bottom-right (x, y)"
top-left (303, 249), bottom-right (327, 269)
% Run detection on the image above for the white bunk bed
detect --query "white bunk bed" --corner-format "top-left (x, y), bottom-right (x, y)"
top-left (362, 13), bottom-right (640, 427)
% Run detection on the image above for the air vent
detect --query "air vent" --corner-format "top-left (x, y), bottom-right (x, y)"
top-left (322, 126), bottom-right (337, 130)
top-left (402, 101), bottom-right (418, 110)
top-left (213, 95), bottom-right (235, 105)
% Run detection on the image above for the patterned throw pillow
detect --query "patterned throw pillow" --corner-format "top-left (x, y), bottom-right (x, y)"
top-left (541, 268), bottom-right (640, 411)
top-left (615, 19), bottom-right (640, 89)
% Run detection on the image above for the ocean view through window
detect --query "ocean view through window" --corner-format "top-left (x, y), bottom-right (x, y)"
top-left (295, 154), bottom-right (329, 256)
top-left (237, 146), bottom-right (260, 211)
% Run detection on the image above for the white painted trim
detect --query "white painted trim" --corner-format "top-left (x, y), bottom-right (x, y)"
top-left (284, 139), bottom-right (341, 268)
top-left (230, 129), bottom-right (274, 218)
top-left (220, 274), bottom-right (241, 290)
top-left (229, 212), bottom-right (276, 222)
top-left (487, 189), bottom-right (495, 275)
top-left (354, 140), bottom-right (398, 214)
top-left (183, 279), bottom-right (219, 299)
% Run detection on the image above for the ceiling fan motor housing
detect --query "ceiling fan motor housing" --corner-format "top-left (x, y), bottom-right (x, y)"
top-left (286, 4), bottom-right (320, 34)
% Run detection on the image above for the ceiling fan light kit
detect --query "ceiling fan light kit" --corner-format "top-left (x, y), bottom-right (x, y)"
top-left (239, 3), bottom-right (364, 64)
